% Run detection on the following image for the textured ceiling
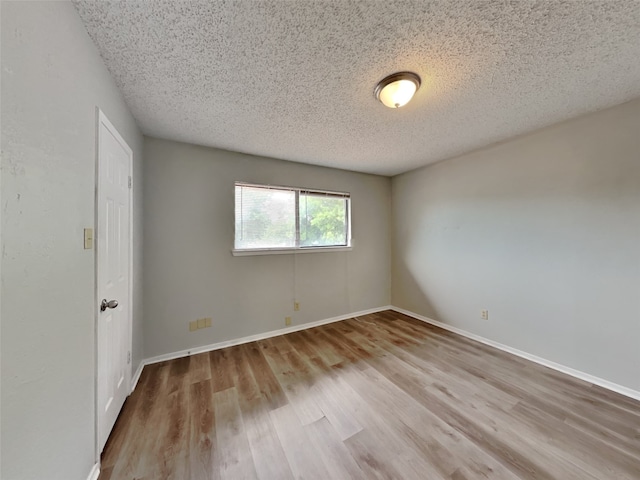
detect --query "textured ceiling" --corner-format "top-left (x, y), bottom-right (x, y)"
top-left (73, 1), bottom-right (640, 176)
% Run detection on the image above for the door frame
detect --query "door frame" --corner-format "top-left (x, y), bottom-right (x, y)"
top-left (94, 107), bottom-right (134, 458)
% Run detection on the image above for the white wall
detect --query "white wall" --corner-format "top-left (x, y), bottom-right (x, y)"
top-left (143, 137), bottom-right (391, 358)
top-left (392, 98), bottom-right (640, 392)
top-left (1, 2), bottom-right (144, 479)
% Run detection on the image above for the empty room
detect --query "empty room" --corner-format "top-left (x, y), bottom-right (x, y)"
top-left (2, 1), bottom-right (640, 479)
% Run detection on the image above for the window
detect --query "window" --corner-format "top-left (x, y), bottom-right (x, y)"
top-left (234, 182), bottom-right (350, 253)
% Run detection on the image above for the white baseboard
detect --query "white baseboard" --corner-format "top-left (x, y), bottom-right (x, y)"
top-left (130, 361), bottom-right (144, 393)
top-left (86, 462), bottom-right (100, 480)
top-left (140, 305), bottom-right (393, 371)
top-left (391, 306), bottom-right (640, 402)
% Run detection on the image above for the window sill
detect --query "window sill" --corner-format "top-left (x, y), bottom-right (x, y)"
top-left (232, 246), bottom-right (353, 256)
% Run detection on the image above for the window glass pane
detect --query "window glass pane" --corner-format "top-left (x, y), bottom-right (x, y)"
top-left (299, 193), bottom-right (348, 247)
top-left (235, 186), bottom-right (296, 249)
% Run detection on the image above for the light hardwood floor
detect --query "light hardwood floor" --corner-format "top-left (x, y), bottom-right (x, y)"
top-left (99, 310), bottom-right (640, 479)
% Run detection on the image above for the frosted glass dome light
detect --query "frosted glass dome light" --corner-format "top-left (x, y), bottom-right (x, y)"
top-left (374, 72), bottom-right (421, 108)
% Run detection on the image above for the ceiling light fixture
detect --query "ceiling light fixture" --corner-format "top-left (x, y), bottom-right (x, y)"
top-left (374, 71), bottom-right (421, 108)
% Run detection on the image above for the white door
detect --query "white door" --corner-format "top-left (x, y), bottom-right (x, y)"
top-left (96, 110), bottom-right (132, 453)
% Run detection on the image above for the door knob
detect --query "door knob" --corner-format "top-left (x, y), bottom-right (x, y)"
top-left (100, 299), bottom-right (119, 312)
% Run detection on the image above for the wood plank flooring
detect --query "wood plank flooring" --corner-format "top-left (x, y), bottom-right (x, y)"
top-left (99, 310), bottom-right (640, 479)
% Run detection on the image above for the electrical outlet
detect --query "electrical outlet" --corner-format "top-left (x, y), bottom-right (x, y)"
top-left (294, 302), bottom-right (300, 311)
top-left (481, 310), bottom-right (489, 320)
top-left (204, 317), bottom-right (212, 327)
top-left (189, 320), bottom-right (198, 332)
top-left (285, 316), bottom-right (292, 326)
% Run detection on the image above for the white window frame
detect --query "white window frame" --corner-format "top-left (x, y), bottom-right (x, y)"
top-left (232, 182), bottom-right (352, 256)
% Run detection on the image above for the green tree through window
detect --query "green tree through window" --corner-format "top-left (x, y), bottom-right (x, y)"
top-left (235, 183), bottom-right (350, 251)
top-left (299, 194), bottom-right (347, 247)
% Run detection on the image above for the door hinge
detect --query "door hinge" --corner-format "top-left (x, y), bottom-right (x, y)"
top-left (127, 351), bottom-right (131, 364)
top-left (128, 176), bottom-right (132, 189)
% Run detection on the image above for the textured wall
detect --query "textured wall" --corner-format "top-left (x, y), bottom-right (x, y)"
top-left (392, 98), bottom-right (640, 392)
top-left (143, 138), bottom-right (391, 358)
top-left (1, 2), bottom-right (144, 479)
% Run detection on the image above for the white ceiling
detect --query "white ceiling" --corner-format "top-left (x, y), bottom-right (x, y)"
top-left (73, 1), bottom-right (640, 176)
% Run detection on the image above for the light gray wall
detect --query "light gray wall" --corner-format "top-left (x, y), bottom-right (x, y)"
top-left (1, 2), bottom-right (144, 479)
top-left (143, 137), bottom-right (391, 358)
top-left (392, 98), bottom-right (640, 392)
